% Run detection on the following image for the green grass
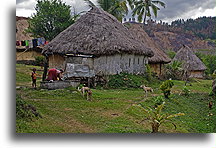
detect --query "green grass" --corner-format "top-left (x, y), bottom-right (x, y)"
top-left (16, 64), bottom-right (216, 133)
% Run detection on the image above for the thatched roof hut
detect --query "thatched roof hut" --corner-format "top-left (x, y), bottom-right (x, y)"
top-left (125, 23), bottom-right (171, 75)
top-left (16, 16), bottom-right (42, 63)
top-left (173, 45), bottom-right (207, 78)
top-left (42, 6), bottom-right (153, 57)
top-left (41, 6), bottom-right (155, 80)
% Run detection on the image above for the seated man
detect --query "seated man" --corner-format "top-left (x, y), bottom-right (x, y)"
top-left (46, 68), bottom-right (64, 81)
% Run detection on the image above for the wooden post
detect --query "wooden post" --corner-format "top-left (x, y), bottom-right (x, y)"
top-left (87, 77), bottom-right (90, 88)
top-left (42, 54), bottom-right (49, 81)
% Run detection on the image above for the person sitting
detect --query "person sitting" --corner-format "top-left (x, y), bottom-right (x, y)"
top-left (46, 68), bottom-right (64, 81)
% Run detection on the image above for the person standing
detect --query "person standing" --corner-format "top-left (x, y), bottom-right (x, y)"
top-left (31, 68), bottom-right (37, 88)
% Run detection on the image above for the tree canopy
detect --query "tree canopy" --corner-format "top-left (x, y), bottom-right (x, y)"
top-left (26, 0), bottom-right (79, 41)
top-left (84, 0), bottom-right (128, 22)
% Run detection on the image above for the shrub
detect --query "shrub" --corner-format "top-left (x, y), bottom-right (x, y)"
top-left (108, 73), bottom-right (148, 89)
top-left (145, 64), bottom-right (152, 81)
top-left (34, 56), bottom-right (45, 66)
top-left (153, 95), bottom-right (165, 107)
top-left (181, 86), bottom-right (190, 96)
top-left (167, 51), bottom-right (176, 59)
top-left (137, 102), bottom-right (185, 133)
top-left (160, 80), bottom-right (174, 99)
top-left (164, 61), bottom-right (183, 80)
top-left (16, 95), bottom-right (34, 120)
top-left (16, 94), bottom-right (41, 120)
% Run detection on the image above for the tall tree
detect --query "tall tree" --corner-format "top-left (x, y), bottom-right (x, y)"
top-left (26, 0), bottom-right (79, 41)
top-left (84, 0), bottom-right (128, 22)
top-left (130, 0), bottom-right (165, 26)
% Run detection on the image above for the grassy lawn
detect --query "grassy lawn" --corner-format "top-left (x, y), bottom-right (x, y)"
top-left (16, 64), bottom-right (216, 133)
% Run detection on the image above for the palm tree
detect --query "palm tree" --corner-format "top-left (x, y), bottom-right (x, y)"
top-left (84, 0), bottom-right (128, 22)
top-left (138, 102), bottom-right (185, 133)
top-left (130, 0), bottom-right (165, 26)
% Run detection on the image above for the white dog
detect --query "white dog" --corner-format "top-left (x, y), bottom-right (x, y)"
top-left (140, 85), bottom-right (153, 97)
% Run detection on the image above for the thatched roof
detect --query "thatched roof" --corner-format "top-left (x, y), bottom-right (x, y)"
top-left (42, 7), bottom-right (154, 57)
top-left (173, 45), bottom-right (207, 71)
top-left (125, 23), bottom-right (171, 64)
top-left (16, 16), bottom-right (33, 41)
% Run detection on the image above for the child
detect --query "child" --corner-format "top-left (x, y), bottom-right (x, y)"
top-left (31, 68), bottom-right (37, 88)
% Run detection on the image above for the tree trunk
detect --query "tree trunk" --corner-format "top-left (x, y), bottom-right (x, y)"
top-left (42, 55), bottom-right (49, 81)
top-left (152, 122), bottom-right (160, 133)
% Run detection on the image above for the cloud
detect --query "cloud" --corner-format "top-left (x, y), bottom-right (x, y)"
top-left (155, 0), bottom-right (216, 22)
top-left (16, 0), bottom-right (216, 22)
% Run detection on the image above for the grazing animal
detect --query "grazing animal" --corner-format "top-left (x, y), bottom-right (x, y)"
top-left (208, 101), bottom-right (213, 109)
top-left (140, 85), bottom-right (153, 97)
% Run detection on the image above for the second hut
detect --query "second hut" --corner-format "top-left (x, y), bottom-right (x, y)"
top-left (172, 45), bottom-right (207, 78)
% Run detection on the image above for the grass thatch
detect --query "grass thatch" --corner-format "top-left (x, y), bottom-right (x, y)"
top-left (125, 23), bottom-right (171, 64)
top-left (42, 7), bottom-right (154, 57)
top-left (16, 16), bottom-right (32, 41)
top-left (173, 45), bottom-right (207, 71)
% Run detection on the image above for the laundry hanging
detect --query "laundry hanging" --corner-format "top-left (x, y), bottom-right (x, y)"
top-left (21, 41), bottom-right (26, 46)
top-left (25, 40), bottom-right (29, 47)
top-left (32, 39), bottom-right (38, 48)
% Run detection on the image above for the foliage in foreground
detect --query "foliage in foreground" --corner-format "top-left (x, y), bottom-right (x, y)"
top-left (137, 102), bottom-right (185, 133)
top-left (160, 80), bottom-right (174, 99)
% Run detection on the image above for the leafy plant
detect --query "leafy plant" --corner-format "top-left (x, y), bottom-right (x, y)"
top-left (138, 102), bottom-right (185, 133)
top-left (34, 56), bottom-right (45, 66)
top-left (153, 95), bottom-right (165, 107)
top-left (166, 51), bottom-right (176, 59)
top-left (108, 73), bottom-right (147, 88)
top-left (181, 86), bottom-right (190, 96)
top-left (145, 64), bottom-right (152, 81)
top-left (16, 95), bottom-right (34, 120)
top-left (164, 61), bottom-right (183, 80)
top-left (26, 0), bottom-right (80, 41)
top-left (160, 80), bottom-right (174, 99)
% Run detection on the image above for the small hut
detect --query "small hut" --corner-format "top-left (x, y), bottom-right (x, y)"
top-left (125, 23), bottom-right (171, 75)
top-left (42, 7), bottom-right (154, 81)
top-left (16, 16), bottom-right (43, 64)
top-left (173, 45), bottom-right (207, 78)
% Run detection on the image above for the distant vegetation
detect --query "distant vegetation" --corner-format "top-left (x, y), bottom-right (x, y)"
top-left (171, 17), bottom-right (216, 40)
top-left (195, 52), bottom-right (216, 76)
top-left (144, 16), bottom-right (216, 41)
top-left (26, 0), bottom-right (81, 41)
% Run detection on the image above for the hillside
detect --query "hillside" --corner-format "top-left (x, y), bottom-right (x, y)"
top-left (141, 17), bottom-right (216, 54)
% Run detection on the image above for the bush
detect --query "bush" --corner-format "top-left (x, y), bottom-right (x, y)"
top-left (196, 52), bottom-right (216, 76)
top-left (153, 95), bottom-right (165, 107)
top-left (164, 61), bottom-right (183, 80)
top-left (16, 95), bottom-right (34, 120)
top-left (108, 73), bottom-right (148, 89)
top-left (181, 86), bottom-right (190, 96)
top-left (34, 56), bottom-right (45, 66)
top-left (167, 51), bottom-right (176, 59)
top-left (16, 94), bottom-right (41, 120)
top-left (160, 80), bottom-right (174, 99)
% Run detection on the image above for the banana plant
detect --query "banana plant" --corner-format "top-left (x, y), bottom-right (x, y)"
top-left (138, 102), bottom-right (185, 133)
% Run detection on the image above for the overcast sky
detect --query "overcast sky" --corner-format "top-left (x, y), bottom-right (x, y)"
top-left (16, 0), bottom-right (216, 23)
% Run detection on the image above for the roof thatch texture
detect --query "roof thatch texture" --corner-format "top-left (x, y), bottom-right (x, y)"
top-left (16, 16), bottom-right (33, 41)
top-left (125, 23), bottom-right (171, 64)
top-left (42, 7), bottom-right (154, 57)
top-left (173, 45), bottom-right (207, 71)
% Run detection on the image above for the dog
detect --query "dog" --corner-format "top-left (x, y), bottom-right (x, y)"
top-left (140, 85), bottom-right (153, 97)
top-left (78, 86), bottom-right (93, 101)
